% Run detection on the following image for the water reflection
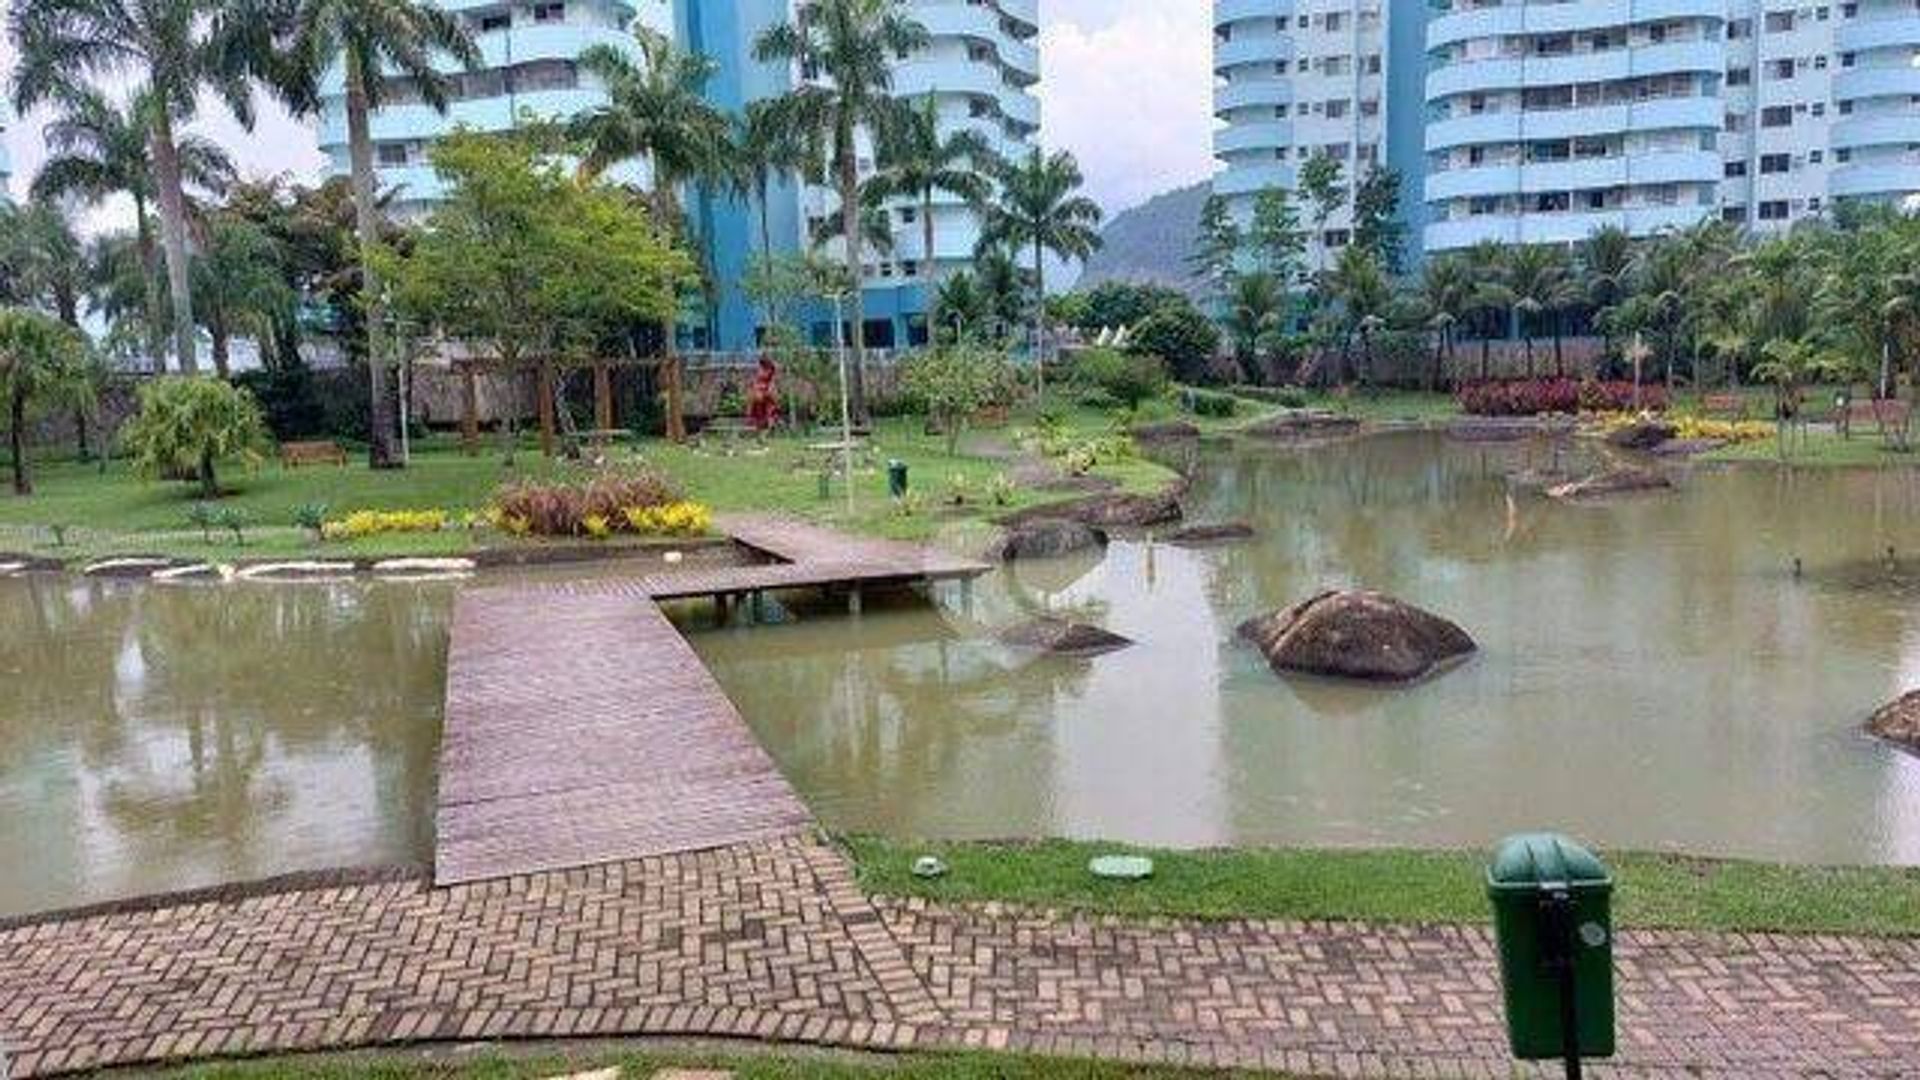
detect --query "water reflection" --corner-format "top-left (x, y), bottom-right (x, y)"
top-left (700, 432), bottom-right (1920, 865)
top-left (0, 577), bottom-right (447, 917)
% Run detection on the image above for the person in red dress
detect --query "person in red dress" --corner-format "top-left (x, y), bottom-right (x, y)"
top-left (746, 355), bottom-right (781, 432)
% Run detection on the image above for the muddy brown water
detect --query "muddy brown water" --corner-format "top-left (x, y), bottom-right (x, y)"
top-left (5, 430), bottom-right (1920, 917)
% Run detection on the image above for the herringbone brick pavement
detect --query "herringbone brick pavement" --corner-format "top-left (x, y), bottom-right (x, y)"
top-left (2, 838), bottom-right (1917, 1079)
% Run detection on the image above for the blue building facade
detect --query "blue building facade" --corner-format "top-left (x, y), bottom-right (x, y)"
top-left (677, 0), bottom-right (1040, 352)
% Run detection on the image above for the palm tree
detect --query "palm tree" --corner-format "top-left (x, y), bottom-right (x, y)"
top-left (755, 0), bottom-right (931, 422)
top-left (282, 0), bottom-right (480, 468)
top-left (0, 198), bottom-right (88, 329)
top-left (191, 217), bottom-right (297, 378)
top-left (1501, 245), bottom-right (1579, 378)
top-left (576, 25), bottom-right (733, 227)
top-left (1417, 254), bottom-right (1474, 390)
top-left (32, 88), bottom-right (235, 371)
top-left (731, 100), bottom-right (813, 269)
top-left (1579, 225), bottom-right (1634, 372)
top-left (976, 148), bottom-right (1104, 401)
top-left (1462, 239), bottom-right (1509, 380)
top-left (11, 0), bottom-right (274, 375)
top-left (0, 308), bottom-right (92, 495)
top-left (1224, 270), bottom-right (1287, 381)
top-left (1322, 244), bottom-right (1391, 385)
top-left (865, 96), bottom-right (995, 292)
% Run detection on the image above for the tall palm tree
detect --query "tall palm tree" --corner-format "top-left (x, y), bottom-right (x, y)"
top-left (0, 309), bottom-right (92, 495)
top-left (1461, 239), bottom-right (1509, 380)
top-left (32, 87), bottom-right (235, 371)
top-left (1417, 254), bottom-right (1474, 390)
top-left (191, 216), bottom-right (297, 378)
top-left (0, 198), bottom-right (88, 329)
top-left (1501, 244), bottom-right (1579, 378)
top-left (1579, 225), bottom-right (1634, 372)
top-left (1322, 244), bottom-right (1391, 385)
top-left (976, 148), bottom-right (1104, 400)
top-left (11, 0), bottom-right (274, 374)
top-left (576, 25), bottom-right (733, 227)
top-left (756, 0), bottom-right (931, 422)
top-left (282, 0), bottom-right (480, 468)
top-left (865, 96), bottom-right (995, 292)
top-left (731, 100), bottom-right (813, 270)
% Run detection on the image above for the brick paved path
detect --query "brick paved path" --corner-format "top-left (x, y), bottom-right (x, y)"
top-left (3, 836), bottom-right (1917, 1079)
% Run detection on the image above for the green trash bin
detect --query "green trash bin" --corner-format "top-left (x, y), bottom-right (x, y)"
top-left (887, 459), bottom-right (910, 499)
top-left (1487, 833), bottom-right (1616, 1068)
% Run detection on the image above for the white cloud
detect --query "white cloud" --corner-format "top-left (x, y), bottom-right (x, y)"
top-left (1036, 0), bottom-right (1216, 215)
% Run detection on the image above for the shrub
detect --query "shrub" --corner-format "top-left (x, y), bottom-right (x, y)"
top-left (293, 502), bottom-right (330, 540)
top-left (1184, 388), bottom-right (1239, 418)
top-left (120, 377), bottom-right (271, 498)
top-left (624, 501), bottom-right (713, 537)
top-left (1073, 348), bottom-right (1169, 410)
top-left (491, 469), bottom-right (681, 538)
top-left (321, 509), bottom-right (449, 541)
top-left (1127, 301), bottom-right (1223, 384)
top-left (900, 345), bottom-right (1019, 454)
top-left (1457, 379), bottom-right (1667, 417)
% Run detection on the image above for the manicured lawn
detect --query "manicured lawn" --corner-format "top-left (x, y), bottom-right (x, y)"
top-left (153, 1048), bottom-right (1274, 1080)
top-left (1704, 428), bottom-right (1920, 468)
top-left (0, 406), bottom-right (1198, 561)
top-left (846, 838), bottom-right (1920, 937)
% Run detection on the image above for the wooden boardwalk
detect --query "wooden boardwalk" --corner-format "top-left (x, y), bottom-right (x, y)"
top-left (435, 517), bottom-right (989, 885)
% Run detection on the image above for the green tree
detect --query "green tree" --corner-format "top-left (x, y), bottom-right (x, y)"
top-left (1247, 187), bottom-right (1306, 288)
top-left (977, 147), bottom-right (1105, 396)
top-left (1082, 281), bottom-right (1186, 333)
top-left (32, 87), bottom-right (234, 371)
top-left (576, 25), bottom-right (733, 227)
top-left (1350, 166), bottom-right (1405, 273)
top-left (1579, 225), bottom-right (1635, 373)
top-left (1223, 270), bottom-right (1287, 380)
top-left (731, 100), bottom-right (812, 272)
top-left (900, 344), bottom-right (1015, 455)
top-left (280, 0), bottom-right (480, 468)
top-left (1296, 152), bottom-right (1345, 277)
top-left (867, 95), bottom-right (995, 291)
top-left (0, 308), bottom-right (92, 495)
top-left (1417, 254), bottom-right (1474, 390)
top-left (1190, 192), bottom-right (1242, 292)
top-left (1501, 245), bottom-right (1580, 377)
top-left (378, 131), bottom-right (696, 455)
top-left (11, 0), bottom-right (275, 374)
top-left (756, 0), bottom-right (930, 423)
top-left (120, 376), bottom-right (270, 499)
top-left (191, 217), bottom-right (297, 379)
top-left (1129, 297), bottom-right (1221, 384)
top-left (1752, 337), bottom-right (1846, 458)
top-left (0, 198), bottom-right (88, 328)
top-left (1321, 244), bottom-right (1391, 385)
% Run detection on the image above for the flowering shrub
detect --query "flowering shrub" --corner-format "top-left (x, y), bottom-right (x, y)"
top-left (321, 509), bottom-right (449, 541)
top-left (491, 470), bottom-right (681, 537)
top-left (1674, 416), bottom-right (1773, 444)
top-left (624, 501), bottom-right (713, 537)
top-left (1458, 379), bottom-right (1668, 417)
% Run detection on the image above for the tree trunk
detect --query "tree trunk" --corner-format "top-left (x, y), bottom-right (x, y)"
top-left (133, 195), bottom-right (168, 373)
top-left (211, 325), bottom-right (232, 380)
top-left (75, 408), bottom-right (92, 464)
top-left (537, 359), bottom-right (556, 457)
top-left (148, 109), bottom-right (199, 374)
top-left (460, 364), bottom-right (480, 455)
top-left (1033, 236), bottom-right (1048, 405)
top-left (198, 447), bottom-right (218, 500)
top-left (1552, 317), bottom-right (1564, 378)
top-left (9, 389), bottom-right (29, 496)
top-left (923, 187), bottom-right (937, 291)
top-left (347, 58), bottom-right (402, 470)
top-left (837, 139), bottom-right (869, 425)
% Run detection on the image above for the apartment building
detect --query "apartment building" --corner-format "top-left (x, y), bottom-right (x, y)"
top-left (1215, 1), bottom-right (1920, 263)
top-left (678, 0), bottom-right (1041, 350)
top-left (316, 0), bottom-right (669, 215)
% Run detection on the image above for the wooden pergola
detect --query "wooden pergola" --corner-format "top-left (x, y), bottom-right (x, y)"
top-left (450, 352), bottom-right (686, 456)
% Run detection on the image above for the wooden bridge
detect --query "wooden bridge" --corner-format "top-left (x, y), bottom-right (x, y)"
top-left (434, 516), bottom-right (989, 885)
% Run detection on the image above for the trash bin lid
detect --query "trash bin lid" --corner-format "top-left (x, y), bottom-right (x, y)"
top-left (1487, 832), bottom-right (1611, 891)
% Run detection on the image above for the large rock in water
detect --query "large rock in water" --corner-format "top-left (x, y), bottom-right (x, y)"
top-left (1244, 411), bottom-right (1361, 440)
top-left (1547, 466), bottom-right (1673, 500)
top-left (1237, 590), bottom-right (1477, 684)
top-left (987, 518), bottom-right (1106, 561)
top-left (998, 617), bottom-right (1133, 657)
top-left (999, 490), bottom-right (1184, 531)
top-left (1606, 419), bottom-right (1678, 450)
top-left (1868, 691), bottom-right (1920, 752)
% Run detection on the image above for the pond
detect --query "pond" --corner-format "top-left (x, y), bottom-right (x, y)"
top-left (695, 431), bottom-right (1920, 865)
top-left (6, 429), bottom-right (1920, 918)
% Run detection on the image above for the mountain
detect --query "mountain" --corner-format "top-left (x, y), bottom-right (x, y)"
top-left (1070, 180), bottom-right (1211, 300)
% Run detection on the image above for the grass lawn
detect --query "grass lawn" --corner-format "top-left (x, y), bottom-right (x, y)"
top-left (1704, 428), bottom-right (1920, 468)
top-left (846, 838), bottom-right (1920, 937)
top-left (0, 405), bottom-right (1202, 562)
top-left (153, 1048), bottom-right (1269, 1080)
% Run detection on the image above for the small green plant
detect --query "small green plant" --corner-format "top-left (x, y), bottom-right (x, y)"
top-left (1073, 348), bottom-right (1169, 410)
top-left (293, 503), bottom-right (330, 542)
top-left (187, 502), bottom-right (218, 543)
top-left (944, 473), bottom-right (972, 507)
top-left (987, 473), bottom-right (1015, 507)
top-left (892, 491), bottom-right (926, 518)
top-left (1183, 388), bottom-right (1239, 418)
top-left (216, 506), bottom-right (249, 546)
top-left (47, 523), bottom-right (70, 548)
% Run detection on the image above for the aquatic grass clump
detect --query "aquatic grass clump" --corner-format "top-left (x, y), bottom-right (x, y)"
top-left (492, 469), bottom-right (701, 539)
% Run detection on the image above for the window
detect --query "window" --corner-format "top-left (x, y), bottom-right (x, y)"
top-left (532, 2), bottom-right (565, 23)
top-left (1758, 200), bottom-right (1790, 220)
top-left (1760, 153), bottom-right (1791, 173)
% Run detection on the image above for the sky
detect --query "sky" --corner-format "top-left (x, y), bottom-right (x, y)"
top-left (0, 0), bottom-right (1217, 222)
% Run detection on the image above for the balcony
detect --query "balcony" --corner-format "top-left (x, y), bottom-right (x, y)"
top-left (1213, 162), bottom-right (1295, 197)
top-left (1215, 78), bottom-right (1292, 115)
